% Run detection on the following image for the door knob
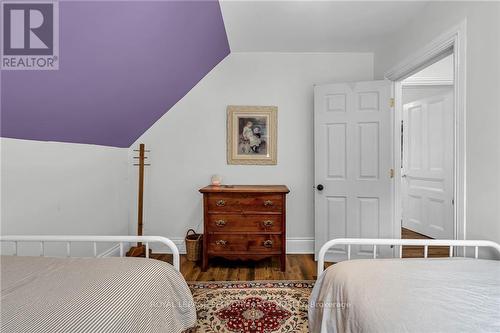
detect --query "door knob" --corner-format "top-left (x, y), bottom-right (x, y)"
top-left (316, 184), bottom-right (324, 191)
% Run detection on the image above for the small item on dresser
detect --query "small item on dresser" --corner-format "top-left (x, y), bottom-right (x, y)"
top-left (211, 174), bottom-right (222, 186)
top-left (185, 229), bottom-right (202, 262)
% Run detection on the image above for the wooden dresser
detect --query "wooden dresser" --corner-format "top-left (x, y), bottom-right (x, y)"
top-left (199, 185), bottom-right (289, 271)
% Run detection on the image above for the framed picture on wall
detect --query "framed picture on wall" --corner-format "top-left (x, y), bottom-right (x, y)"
top-left (227, 105), bottom-right (277, 165)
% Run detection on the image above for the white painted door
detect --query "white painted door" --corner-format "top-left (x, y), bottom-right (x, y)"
top-left (402, 92), bottom-right (454, 239)
top-left (314, 81), bottom-right (393, 261)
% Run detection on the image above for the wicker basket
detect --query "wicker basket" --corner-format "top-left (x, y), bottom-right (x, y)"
top-left (185, 229), bottom-right (202, 262)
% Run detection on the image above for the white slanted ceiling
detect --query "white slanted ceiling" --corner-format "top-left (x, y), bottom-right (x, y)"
top-left (220, 0), bottom-right (428, 52)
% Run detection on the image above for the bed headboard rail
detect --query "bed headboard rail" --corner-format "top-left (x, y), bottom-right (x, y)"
top-left (0, 235), bottom-right (180, 271)
top-left (317, 238), bottom-right (500, 277)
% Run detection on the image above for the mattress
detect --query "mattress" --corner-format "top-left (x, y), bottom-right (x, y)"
top-left (309, 258), bottom-right (500, 333)
top-left (1, 255), bottom-right (196, 333)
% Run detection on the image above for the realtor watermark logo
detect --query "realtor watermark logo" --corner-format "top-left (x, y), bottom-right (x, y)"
top-left (1, 1), bottom-right (59, 70)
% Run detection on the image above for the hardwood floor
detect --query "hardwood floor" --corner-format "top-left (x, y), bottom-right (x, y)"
top-left (152, 254), bottom-right (318, 281)
top-left (152, 227), bottom-right (448, 281)
top-left (401, 227), bottom-right (450, 258)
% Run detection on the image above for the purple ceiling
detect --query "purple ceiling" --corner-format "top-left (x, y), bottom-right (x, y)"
top-left (0, 0), bottom-right (229, 147)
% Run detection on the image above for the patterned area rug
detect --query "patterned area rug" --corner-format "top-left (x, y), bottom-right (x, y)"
top-left (188, 281), bottom-right (314, 333)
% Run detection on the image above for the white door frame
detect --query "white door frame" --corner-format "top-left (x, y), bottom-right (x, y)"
top-left (385, 20), bottom-right (467, 241)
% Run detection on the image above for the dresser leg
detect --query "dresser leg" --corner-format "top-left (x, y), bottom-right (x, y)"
top-left (280, 254), bottom-right (286, 272)
top-left (201, 257), bottom-right (208, 272)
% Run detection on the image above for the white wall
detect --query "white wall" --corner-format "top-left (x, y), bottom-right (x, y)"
top-left (129, 52), bottom-right (374, 253)
top-left (1, 138), bottom-right (130, 247)
top-left (374, 2), bottom-right (500, 250)
top-left (403, 54), bottom-right (454, 84)
top-left (402, 86), bottom-right (453, 105)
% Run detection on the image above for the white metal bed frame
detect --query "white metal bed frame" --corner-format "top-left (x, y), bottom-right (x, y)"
top-left (0, 235), bottom-right (180, 271)
top-left (317, 238), bottom-right (500, 276)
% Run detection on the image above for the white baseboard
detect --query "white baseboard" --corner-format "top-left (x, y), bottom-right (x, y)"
top-left (154, 237), bottom-right (314, 255)
top-left (286, 237), bottom-right (314, 254)
top-left (172, 238), bottom-right (186, 253)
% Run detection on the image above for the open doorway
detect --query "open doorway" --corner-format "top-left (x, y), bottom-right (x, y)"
top-left (385, 21), bottom-right (467, 245)
top-left (401, 55), bottom-right (454, 240)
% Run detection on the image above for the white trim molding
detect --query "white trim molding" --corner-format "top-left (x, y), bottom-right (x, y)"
top-left (385, 19), bottom-right (467, 243)
top-left (385, 22), bottom-right (456, 81)
top-left (287, 237), bottom-right (314, 254)
top-left (402, 77), bottom-right (454, 86)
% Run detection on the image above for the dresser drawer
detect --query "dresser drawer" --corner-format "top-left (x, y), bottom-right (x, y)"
top-left (207, 234), bottom-right (282, 253)
top-left (206, 214), bottom-right (282, 233)
top-left (207, 194), bottom-right (283, 212)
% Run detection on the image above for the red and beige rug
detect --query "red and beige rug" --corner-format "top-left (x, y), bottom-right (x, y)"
top-left (188, 281), bottom-right (314, 333)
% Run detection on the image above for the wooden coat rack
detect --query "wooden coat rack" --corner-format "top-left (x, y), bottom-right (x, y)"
top-left (126, 143), bottom-right (152, 257)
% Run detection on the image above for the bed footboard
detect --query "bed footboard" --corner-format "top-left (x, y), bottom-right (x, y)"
top-left (0, 235), bottom-right (181, 271)
top-left (317, 238), bottom-right (500, 276)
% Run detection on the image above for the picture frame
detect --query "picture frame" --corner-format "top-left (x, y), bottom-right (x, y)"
top-left (227, 105), bottom-right (277, 165)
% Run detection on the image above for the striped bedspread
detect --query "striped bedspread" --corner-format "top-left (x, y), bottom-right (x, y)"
top-left (1, 255), bottom-right (196, 333)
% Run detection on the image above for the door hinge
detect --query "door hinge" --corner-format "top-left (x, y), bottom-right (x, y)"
top-left (390, 98), bottom-right (395, 108)
top-left (389, 168), bottom-right (395, 178)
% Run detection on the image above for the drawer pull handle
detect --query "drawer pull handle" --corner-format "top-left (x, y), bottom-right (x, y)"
top-left (215, 240), bottom-right (228, 246)
top-left (263, 240), bottom-right (273, 248)
top-left (262, 220), bottom-right (274, 227)
top-left (215, 220), bottom-right (226, 227)
top-left (263, 200), bottom-right (274, 207)
top-left (216, 200), bottom-right (226, 207)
